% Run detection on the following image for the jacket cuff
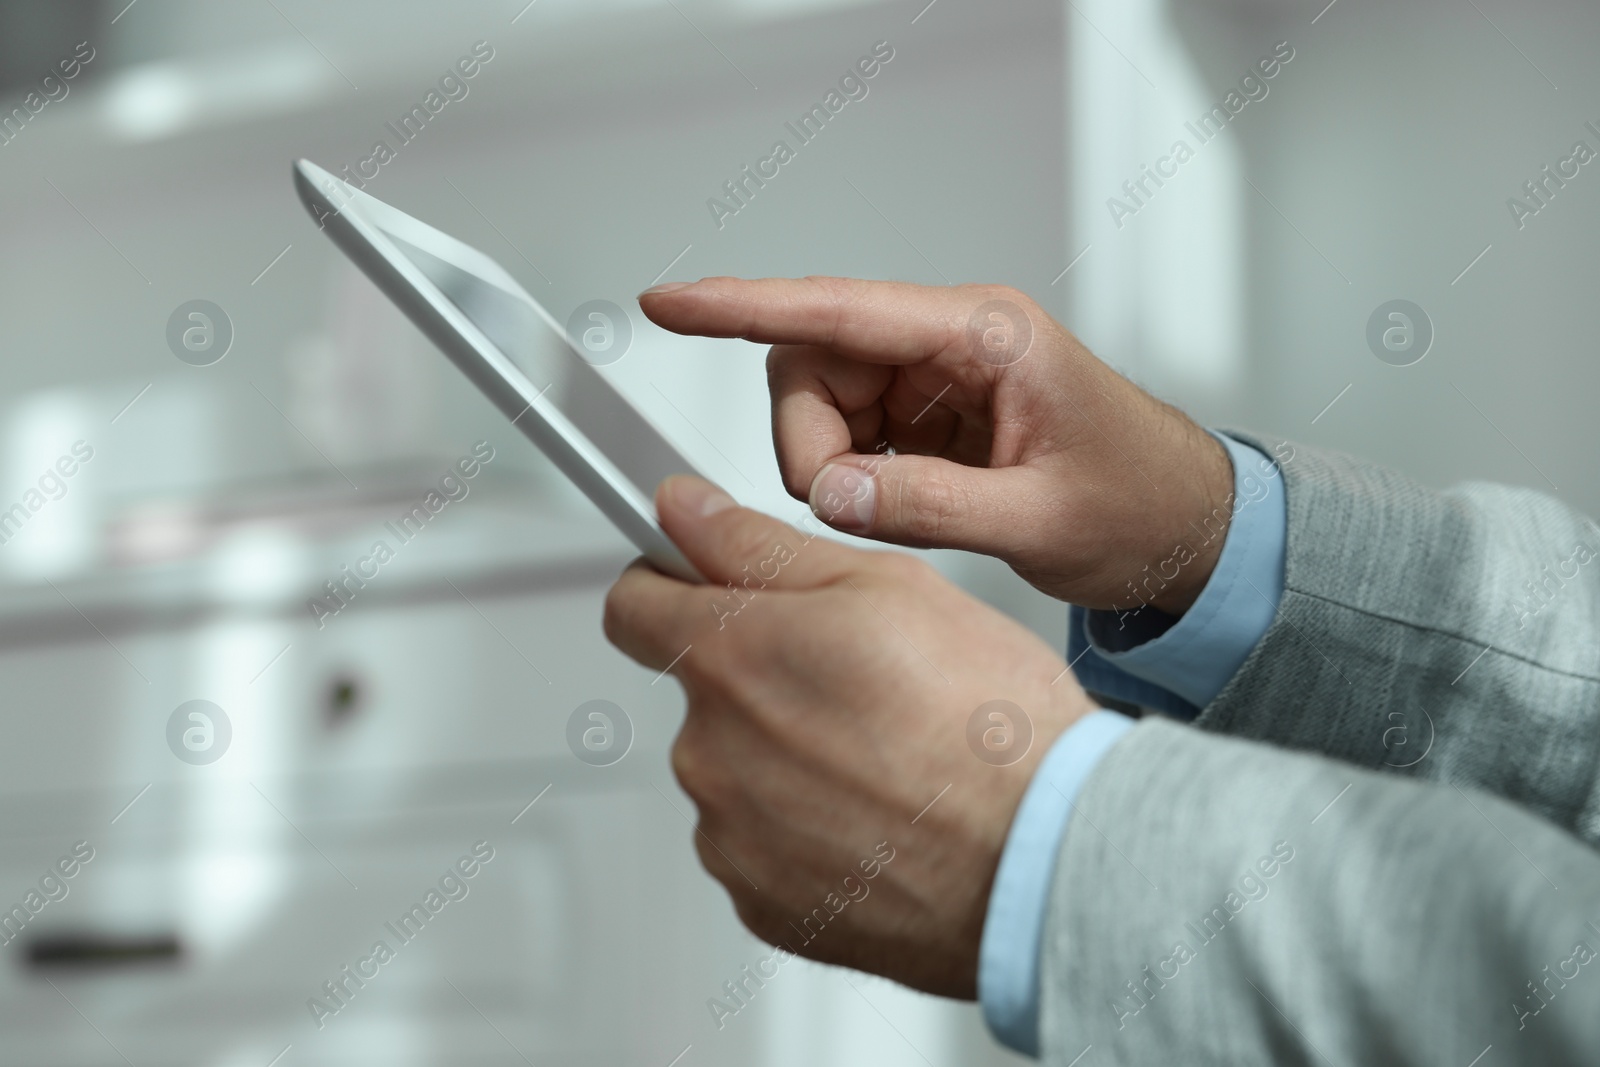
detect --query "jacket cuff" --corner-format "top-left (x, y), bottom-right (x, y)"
top-left (977, 709), bottom-right (1135, 1055)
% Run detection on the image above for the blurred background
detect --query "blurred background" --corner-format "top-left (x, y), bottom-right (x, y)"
top-left (0, 0), bottom-right (1595, 1063)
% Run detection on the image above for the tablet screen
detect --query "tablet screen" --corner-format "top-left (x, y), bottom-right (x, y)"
top-left (388, 233), bottom-right (699, 498)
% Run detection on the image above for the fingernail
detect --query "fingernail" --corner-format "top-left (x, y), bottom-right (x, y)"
top-left (809, 463), bottom-right (875, 531)
top-left (638, 281), bottom-right (692, 297)
top-left (665, 475), bottom-right (735, 517)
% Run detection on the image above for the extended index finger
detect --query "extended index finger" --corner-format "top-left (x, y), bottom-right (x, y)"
top-left (637, 276), bottom-right (968, 364)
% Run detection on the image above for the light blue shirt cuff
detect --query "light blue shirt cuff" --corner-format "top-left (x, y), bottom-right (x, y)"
top-left (1068, 432), bottom-right (1289, 717)
top-left (977, 709), bottom-right (1134, 1056)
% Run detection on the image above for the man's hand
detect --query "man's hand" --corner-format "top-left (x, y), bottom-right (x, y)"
top-left (639, 276), bottom-right (1234, 615)
top-left (604, 475), bottom-right (1096, 997)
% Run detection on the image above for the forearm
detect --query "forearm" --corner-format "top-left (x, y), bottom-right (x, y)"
top-left (1200, 433), bottom-right (1600, 842)
top-left (1041, 719), bottom-right (1600, 1066)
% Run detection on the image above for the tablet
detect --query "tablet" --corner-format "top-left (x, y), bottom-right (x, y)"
top-left (292, 159), bottom-right (705, 582)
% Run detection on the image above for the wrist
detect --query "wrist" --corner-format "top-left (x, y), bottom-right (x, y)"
top-left (1134, 424), bottom-right (1235, 616)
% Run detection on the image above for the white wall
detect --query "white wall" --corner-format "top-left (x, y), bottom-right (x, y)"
top-left (1068, 0), bottom-right (1600, 521)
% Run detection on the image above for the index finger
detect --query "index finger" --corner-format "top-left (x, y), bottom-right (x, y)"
top-left (637, 276), bottom-right (968, 364)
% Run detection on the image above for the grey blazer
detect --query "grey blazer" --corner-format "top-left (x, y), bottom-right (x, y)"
top-left (1041, 435), bottom-right (1600, 1065)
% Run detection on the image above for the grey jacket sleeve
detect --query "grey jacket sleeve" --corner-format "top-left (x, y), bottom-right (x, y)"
top-left (1040, 718), bottom-right (1600, 1066)
top-left (1207, 433), bottom-right (1600, 846)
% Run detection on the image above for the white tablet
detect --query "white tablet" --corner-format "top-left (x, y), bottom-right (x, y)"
top-left (292, 159), bottom-right (704, 582)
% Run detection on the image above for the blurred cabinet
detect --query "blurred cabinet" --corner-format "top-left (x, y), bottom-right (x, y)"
top-left (0, 499), bottom-right (1016, 1066)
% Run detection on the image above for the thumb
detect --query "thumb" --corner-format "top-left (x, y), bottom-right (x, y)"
top-left (655, 475), bottom-right (861, 590)
top-left (808, 454), bottom-right (1046, 556)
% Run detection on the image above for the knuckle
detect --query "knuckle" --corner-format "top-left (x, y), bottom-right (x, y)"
top-left (893, 474), bottom-right (963, 544)
top-left (996, 283), bottom-right (1032, 307)
top-left (978, 282), bottom-right (1037, 316)
top-left (802, 274), bottom-right (858, 298)
top-left (669, 729), bottom-right (712, 803)
top-left (804, 275), bottom-right (866, 345)
top-left (723, 524), bottom-right (788, 577)
top-left (670, 719), bottom-right (736, 813)
top-left (971, 284), bottom-right (1048, 344)
top-left (695, 829), bottom-right (757, 904)
top-left (733, 900), bottom-right (794, 950)
top-left (690, 828), bottom-right (724, 880)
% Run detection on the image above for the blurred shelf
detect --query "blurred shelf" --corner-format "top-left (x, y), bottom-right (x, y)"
top-left (0, 463), bottom-right (634, 647)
